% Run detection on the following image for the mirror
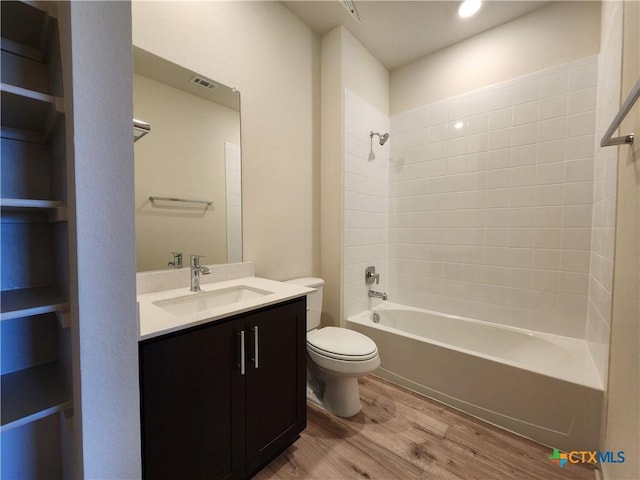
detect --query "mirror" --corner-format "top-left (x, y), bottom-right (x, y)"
top-left (133, 47), bottom-right (242, 272)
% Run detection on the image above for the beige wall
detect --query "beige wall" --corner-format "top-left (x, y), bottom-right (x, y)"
top-left (341, 27), bottom-right (389, 116)
top-left (133, 73), bottom-right (240, 271)
top-left (320, 26), bottom-right (389, 326)
top-left (320, 27), bottom-right (344, 326)
top-left (391, 1), bottom-right (601, 114)
top-left (602, 1), bottom-right (640, 478)
top-left (132, 1), bottom-right (320, 280)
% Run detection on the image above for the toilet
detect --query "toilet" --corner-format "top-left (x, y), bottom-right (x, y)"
top-left (286, 277), bottom-right (380, 417)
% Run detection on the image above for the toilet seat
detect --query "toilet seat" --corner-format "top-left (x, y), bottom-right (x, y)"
top-left (307, 327), bottom-right (378, 361)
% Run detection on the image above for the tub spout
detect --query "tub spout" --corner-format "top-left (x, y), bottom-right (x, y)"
top-left (368, 290), bottom-right (387, 301)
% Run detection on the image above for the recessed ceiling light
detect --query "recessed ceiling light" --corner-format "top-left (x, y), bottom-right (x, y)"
top-left (458, 0), bottom-right (482, 18)
top-left (453, 121), bottom-right (464, 129)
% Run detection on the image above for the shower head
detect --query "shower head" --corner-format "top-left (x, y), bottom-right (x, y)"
top-left (370, 131), bottom-right (390, 146)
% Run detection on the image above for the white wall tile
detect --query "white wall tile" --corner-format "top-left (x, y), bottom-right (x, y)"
top-left (568, 59), bottom-right (598, 90)
top-left (536, 184), bottom-right (564, 206)
top-left (489, 107), bottom-right (512, 130)
top-left (379, 59), bottom-right (599, 338)
top-left (538, 117), bottom-right (568, 142)
top-left (511, 123), bottom-right (538, 146)
top-left (512, 101), bottom-right (539, 126)
top-left (564, 182), bottom-right (593, 205)
top-left (414, 106), bottom-right (430, 129)
top-left (568, 111), bottom-right (597, 137)
top-left (566, 134), bottom-right (595, 160)
top-left (536, 162), bottom-right (565, 185)
top-left (512, 78), bottom-right (539, 105)
top-left (534, 228), bottom-right (562, 249)
top-left (539, 94), bottom-right (567, 120)
top-left (537, 139), bottom-right (566, 164)
top-left (510, 144), bottom-right (537, 167)
top-left (539, 70), bottom-right (568, 98)
top-left (430, 103), bottom-right (448, 125)
top-left (568, 87), bottom-right (597, 115)
top-left (565, 158), bottom-right (594, 182)
top-left (510, 166), bottom-right (536, 187)
top-left (344, 90), bottom-right (389, 316)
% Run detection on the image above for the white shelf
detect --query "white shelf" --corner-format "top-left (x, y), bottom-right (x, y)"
top-left (0, 198), bottom-right (63, 208)
top-left (1, 361), bottom-right (70, 432)
top-left (1, 286), bottom-right (68, 322)
top-left (0, 198), bottom-right (67, 221)
top-left (0, 0), bottom-right (53, 62)
top-left (0, 82), bottom-right (64, 144)
top-left (0, 82), bottom-right (58, 104)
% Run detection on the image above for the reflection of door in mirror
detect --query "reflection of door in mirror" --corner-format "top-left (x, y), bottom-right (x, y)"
top-left (133, 47), bottom-right (242, 272)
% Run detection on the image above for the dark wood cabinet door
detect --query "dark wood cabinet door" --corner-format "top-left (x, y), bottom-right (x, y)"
top-left (140, 319), bottom-right (245, 480)
top-left (244, 298), bottom-right (307, 476)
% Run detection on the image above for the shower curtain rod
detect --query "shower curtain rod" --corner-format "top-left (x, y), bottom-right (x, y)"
top-left (600, 78), bottom-right (639, 147)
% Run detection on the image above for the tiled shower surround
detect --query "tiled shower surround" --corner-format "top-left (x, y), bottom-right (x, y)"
top-left (344, 90), bottom-right (389, 319)
top-left (587, 2), bottom-right (622, 384)
top-left (388, 57), bottom-right (598, 338)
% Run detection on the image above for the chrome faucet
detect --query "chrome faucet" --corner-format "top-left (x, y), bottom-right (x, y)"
top-left (368, 290), bottom-right (387, 301)
top-left (190, 255), bottom-right (211, 292)
top-left (168, 252), bottom-right (183, 269)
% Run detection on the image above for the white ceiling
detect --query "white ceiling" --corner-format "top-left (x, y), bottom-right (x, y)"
top-left (282, 1), bottom-right (550, 70)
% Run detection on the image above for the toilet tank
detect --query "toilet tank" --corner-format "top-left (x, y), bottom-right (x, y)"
top-left (286, 277), bottom-right (324, 330)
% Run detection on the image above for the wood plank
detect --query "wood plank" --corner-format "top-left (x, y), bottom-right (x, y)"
top-left (442, 420), bottom-right (594, 480)
top-left (256, 404), bottom-right (423, 480)
top-left (255, 375), bottom-right (595, 480)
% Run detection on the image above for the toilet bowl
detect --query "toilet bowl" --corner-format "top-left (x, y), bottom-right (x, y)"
top-left (286, 277), bottom-right (380, 417)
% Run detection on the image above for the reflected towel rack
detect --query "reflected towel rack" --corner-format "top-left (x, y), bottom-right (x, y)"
top-left (149, 196), bottom-right (213, 206)
top-left (600, 78), bottom-right (640, 147)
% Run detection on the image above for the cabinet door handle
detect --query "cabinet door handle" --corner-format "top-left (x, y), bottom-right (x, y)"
top-left (239, 330), bottom-right (245, 376)
top-left (253, 326), bottom-right (259, 369)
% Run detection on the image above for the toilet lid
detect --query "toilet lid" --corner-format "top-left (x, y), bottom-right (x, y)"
top-left (307, 327), bottom-right (378, 361)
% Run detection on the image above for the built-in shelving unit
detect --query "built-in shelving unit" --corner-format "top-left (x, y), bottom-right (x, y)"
top-left (1, 1), bottom-right (73, 477)
top-left (1, 362), bottom-right (70, 431)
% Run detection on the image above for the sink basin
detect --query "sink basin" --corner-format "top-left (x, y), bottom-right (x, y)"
top-left (153, 285), bottom-right (273, 315)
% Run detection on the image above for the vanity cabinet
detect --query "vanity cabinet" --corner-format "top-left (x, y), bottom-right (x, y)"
top-left (139, 297), bottom-right (307, 480)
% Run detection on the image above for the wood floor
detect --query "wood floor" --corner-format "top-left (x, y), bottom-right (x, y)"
top-left (254, 375), bottom-right (594, 480)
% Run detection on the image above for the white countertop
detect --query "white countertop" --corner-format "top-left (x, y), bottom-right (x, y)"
top-left (138, 276), bottom-right (313, 340)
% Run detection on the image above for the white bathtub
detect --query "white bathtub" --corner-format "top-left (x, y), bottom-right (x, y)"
top-left (346, 302), bottom-right (603, 451)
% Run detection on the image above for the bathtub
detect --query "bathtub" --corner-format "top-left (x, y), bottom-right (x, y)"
top-left (346, 302), bottom-right (603, 451)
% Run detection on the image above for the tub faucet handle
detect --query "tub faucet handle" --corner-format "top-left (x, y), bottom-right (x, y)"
top-left (365, 266), bottom-right (380, 285)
